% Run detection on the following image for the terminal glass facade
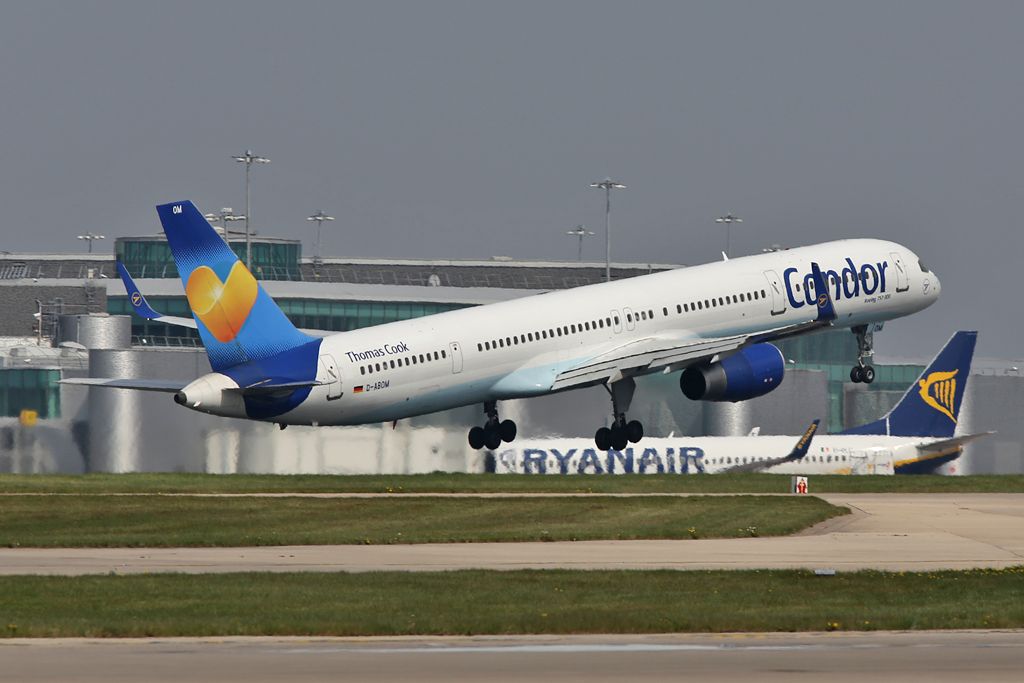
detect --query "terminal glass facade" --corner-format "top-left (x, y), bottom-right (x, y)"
top-left (0, 369), bottom-right (61, 418)
top-left (778, 329), bottom-right (923, 431)
top-left (107, 297), bottom-right (472, 346)
top-left (115, 237), bottom-right (302, 281)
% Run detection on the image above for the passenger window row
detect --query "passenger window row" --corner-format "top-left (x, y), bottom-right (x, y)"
top-left (473, 287), bottom-right (770, 354)
top-left (674, 288), bottom-right (767, 314)
top-left (477, 314), bottom-right (622, 353)
top-left (360, 349), bottom-right (447, 376)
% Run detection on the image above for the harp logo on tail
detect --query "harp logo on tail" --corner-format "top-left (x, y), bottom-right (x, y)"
top-left (918, 370), bottom-right (958, 423)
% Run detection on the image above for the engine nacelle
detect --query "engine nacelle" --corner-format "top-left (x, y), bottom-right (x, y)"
top-left (680, 343), bottom-right (785, 402)
top-left (174, 372), bottom-right (248, 419)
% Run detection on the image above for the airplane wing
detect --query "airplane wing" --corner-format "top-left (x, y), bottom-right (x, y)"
top-left (720, 420), bottom-right (820, 473)
top-left (62, 377), bottom-right (327, 396)
top-left (549, 262), bottom-right (837, 392)
top-left (59, 377), bottom-right (185, 392)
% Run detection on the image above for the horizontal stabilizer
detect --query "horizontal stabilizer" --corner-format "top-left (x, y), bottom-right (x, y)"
top-left (60, 378), bottom-right (185, 392)
top-left (226, 379), bottom-right (328, 395)
top-left (917, 432), bottom-right (995, 453)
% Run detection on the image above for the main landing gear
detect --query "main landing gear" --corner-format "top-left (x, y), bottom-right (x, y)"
top-left (849, 324), bottom-right (876, 384)
top-left (468, 400), bottom-right (517, 450)
top-left (594, 377), bottom-right (644, 451)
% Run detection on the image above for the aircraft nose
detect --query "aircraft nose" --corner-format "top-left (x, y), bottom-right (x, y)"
top-left (929, 272), bottom-right (941, 298)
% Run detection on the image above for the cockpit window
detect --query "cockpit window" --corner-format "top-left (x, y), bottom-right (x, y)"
top-left (918, 259), bottom-right (930, 273)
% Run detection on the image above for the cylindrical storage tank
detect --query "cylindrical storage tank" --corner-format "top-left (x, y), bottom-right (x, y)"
top-left (702, 401), bottom-right (753, 437)
top-left (87, 349), bottom-right (142, 472)
top-left (58, 314), bottom-right (131, 350)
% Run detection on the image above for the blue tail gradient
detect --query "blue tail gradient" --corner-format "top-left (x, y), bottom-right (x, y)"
top-left (156, 201), bottom-right (313, 372)
top-left (842, 331), bottom-right (977, 438)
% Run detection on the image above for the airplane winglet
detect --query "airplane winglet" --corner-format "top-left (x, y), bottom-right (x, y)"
top-left (809, 262), bottom-right (837, 322)
top-left (785, 419), bottom-right (820, 461)
top-left (116, 260), bottom-right (198, 329)
top-left (117, 261), bottom-right (163, 320)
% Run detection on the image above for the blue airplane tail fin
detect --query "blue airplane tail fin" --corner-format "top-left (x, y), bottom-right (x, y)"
top-left (156, 201), bottom-right (313, 372)
top-left (842, 331), bottom-right (977, 438)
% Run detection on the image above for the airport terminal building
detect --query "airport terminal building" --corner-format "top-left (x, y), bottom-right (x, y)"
top-left (0, 231), bottom-right (1020, 474)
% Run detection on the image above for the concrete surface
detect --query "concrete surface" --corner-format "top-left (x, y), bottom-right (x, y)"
top-left (1, 494), bottom-right (1023, 574)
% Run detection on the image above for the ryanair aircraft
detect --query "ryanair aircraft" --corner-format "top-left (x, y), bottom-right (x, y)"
top-left (66, 200), bottom-right (941, 451)
top-left (496, 331), bottom-right (982, 475)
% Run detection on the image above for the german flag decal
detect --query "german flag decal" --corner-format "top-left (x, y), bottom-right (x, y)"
top-left (353, 386), bottom-right (364, 394)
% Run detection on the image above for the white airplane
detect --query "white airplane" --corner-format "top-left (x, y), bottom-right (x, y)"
top-left (66, 200), bottom-right (941, 451)
top-left (494, 331), bottom-right (986, 475)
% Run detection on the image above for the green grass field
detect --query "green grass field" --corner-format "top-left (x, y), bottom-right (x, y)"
top-left (2, 568), bottom-right (1023, 637)
top-left (2, 472), bottom-right (1024, 494)
top-left (0, 495), bottom-right (843, 547)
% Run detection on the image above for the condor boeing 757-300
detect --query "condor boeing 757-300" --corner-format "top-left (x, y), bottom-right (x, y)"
top-left (65, 200), bottom-right (941, 451)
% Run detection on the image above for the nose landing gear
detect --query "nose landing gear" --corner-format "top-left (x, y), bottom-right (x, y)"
top-left (849, 324), bottom-right (876, 384)
top-left (468, 400), bottom-right (517, 450)
top-left (594, 377), bottom-right (644, 451)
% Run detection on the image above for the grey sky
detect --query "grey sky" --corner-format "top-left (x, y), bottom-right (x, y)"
top-left (1, 1), bottom-right (1021, 358)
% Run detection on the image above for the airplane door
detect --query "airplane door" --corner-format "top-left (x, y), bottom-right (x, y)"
top-left (850, 451), bottom-right (870, 475)
top-left (449, 341), bottom-right (463, 374)
top-left (890, 252), bottom-right (910, 292)
top-left (319, 354), bottom-right (342, 400)
top-left (623, 307), bottom-right (636, 331)
top-left (762, 270), bottom-right (787, 316)
top-left (611, 310), bottom-right (623, 334)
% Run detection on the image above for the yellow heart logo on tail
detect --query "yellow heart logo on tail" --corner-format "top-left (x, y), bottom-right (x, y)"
top-left (185, 262), bottom-right (258, 342)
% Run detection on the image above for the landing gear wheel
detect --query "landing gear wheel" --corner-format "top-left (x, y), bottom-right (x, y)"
top-left (483, 426), bottom-right (502, 450)
top-left (850, 366), bottom-right (863, 383)
top-left (468, 426), bottom-right (485, 450)
top-left (610, 426), bottom-right (629, 451)
top-left (861, 365), bottom-right (875, 384)
top-left (626, 420), bottom-right (644, 444)
top-left (499, 419), bottom-right (517, 443)
top-left (595, 427), bottom-right (612, 451)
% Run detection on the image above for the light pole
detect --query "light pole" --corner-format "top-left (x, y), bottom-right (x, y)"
top-left (232, 149), bottom-right (271, 270)
top-left (204, 207), bottom-right (246, 243)
top-left (715, 213), bottom-right (742, 258)
top-left (306, 210), bottom-right (335, 273)
top-left (566, 224), bottom-right (595, 262)
top-left (76, 232), bottom-right (105, 253)
top-left (590, 178), bottom-right (626, 282)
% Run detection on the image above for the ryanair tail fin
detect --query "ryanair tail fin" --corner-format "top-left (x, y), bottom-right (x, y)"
top-left (842, 331), bottom-right (977, 438)
top-left (156, 201), bottom-right (313, 372)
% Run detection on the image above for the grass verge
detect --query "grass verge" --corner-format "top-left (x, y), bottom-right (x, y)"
top-left (0, 495), bottom-right (843, 547)
top-left (2, 568), bottom-right (1023, 637)
top-left (2, 472), bottom-right (1024, 494)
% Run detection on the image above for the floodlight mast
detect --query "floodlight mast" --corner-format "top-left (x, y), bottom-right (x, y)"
top-left (76, 232), bottom-right (105, 253)
top-left (232, 150), bottom-right (271, 270)
top-left (715, 213), bottom-right (742, 258)
top-left (593, 179), bottom-right (622, 282)
top-left (204, 208), bottom-right (246, 244)
top-left (306, 210), bottom-right (335, 273)
top-left (566, 224), bottom-right (595, 262)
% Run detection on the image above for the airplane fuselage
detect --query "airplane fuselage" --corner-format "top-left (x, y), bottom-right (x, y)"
top-left (494, 434), bottom-right (958, 476)
top-left (183, 238), bottom-right (940, 426)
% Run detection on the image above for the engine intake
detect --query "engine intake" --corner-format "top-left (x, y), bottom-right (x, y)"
top-left (680, 343), bottom-right (785, 402)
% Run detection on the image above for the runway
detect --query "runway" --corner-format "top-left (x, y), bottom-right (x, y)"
top-left (2, 631), bottom-right (1023, 682)
top-left (1, 493), bottom-right (1023, 574)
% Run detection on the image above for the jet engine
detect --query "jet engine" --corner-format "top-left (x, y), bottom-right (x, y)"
top-left (680, 343), bottom-right (785, 402)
